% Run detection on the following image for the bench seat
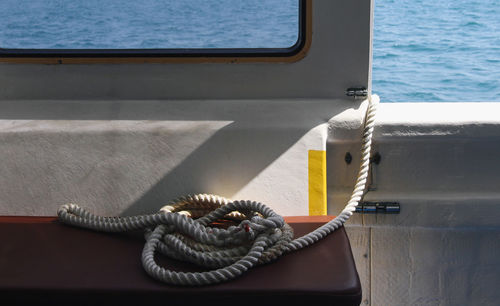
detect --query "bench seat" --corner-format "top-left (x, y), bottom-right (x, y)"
top-left (0, 216), bottom-right (361, 305)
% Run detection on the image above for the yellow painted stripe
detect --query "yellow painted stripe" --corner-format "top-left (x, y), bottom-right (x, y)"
top-left (308, 150), bottom-right (327, 216)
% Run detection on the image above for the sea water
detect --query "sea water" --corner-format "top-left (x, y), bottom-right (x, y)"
top-left (0, 0), bottom-right (299, 49)
top-left (373, 0), bottom-right (500, 102)
top-left (0, 0), bottom-right (498, 102)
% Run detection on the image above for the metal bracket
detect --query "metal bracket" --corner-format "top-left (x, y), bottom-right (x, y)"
top-left (355, 202), bottom-right (400, 214)
top-left (345, 87), bottom-right (368, 98)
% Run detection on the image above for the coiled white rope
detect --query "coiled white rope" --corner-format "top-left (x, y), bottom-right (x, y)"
top-left (58, 96), bottom-right (378, 286)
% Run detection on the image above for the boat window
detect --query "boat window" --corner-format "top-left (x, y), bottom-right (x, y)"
top-left (0, 0), bottom-right (306, 60)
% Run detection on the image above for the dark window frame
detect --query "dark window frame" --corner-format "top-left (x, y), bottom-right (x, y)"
top-left (0, 0), bottom-right (308, 60)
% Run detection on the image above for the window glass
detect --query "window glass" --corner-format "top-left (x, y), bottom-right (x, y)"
top-left (0, 0), bottom-right (299, 50)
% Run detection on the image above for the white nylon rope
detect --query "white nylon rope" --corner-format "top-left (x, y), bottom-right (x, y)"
top-left (58, 96), bottom-right (379, 286)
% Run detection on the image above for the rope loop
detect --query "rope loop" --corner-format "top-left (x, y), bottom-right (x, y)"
top-left (57, 96), bottom-right (378, 286)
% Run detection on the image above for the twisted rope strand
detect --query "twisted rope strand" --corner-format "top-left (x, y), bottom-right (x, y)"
top-left (57, 97), bottom-right (378, 286)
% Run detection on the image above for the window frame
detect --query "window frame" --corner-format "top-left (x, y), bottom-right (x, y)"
top-left (0, 0), bottom-right (311, 64)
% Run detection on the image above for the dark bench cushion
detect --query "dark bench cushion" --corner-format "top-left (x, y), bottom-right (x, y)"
top-left (0, 216), bottom-right (361, 305)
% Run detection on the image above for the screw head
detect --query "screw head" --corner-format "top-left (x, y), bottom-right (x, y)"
top-left (371, 152), bottom-right (381, 164)
top-left (345, 152), bottom-right (352, 164)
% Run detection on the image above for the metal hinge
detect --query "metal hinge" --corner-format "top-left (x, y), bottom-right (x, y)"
top-left (355, 202), bottom-right (400, 214)
top-left (345, 87), bottom-right (368, 98)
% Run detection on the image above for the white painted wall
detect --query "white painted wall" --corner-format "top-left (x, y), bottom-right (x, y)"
top-left (0, 98), bottom-right (338, 216)
top-left (329, 102), bottom-right (500, 305)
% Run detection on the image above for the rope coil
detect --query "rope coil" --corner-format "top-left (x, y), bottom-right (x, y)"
top-left (58, 97), bottom-right (378, 286)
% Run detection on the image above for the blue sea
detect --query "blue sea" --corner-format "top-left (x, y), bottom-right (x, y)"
top-left (0, 0), bottom-right (499, 102)
top-left (373, 0), bottom-right (500, 102)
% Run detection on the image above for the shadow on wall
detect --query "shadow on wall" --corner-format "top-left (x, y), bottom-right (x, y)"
top-left (0, 99), bottom-right (357, 215)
